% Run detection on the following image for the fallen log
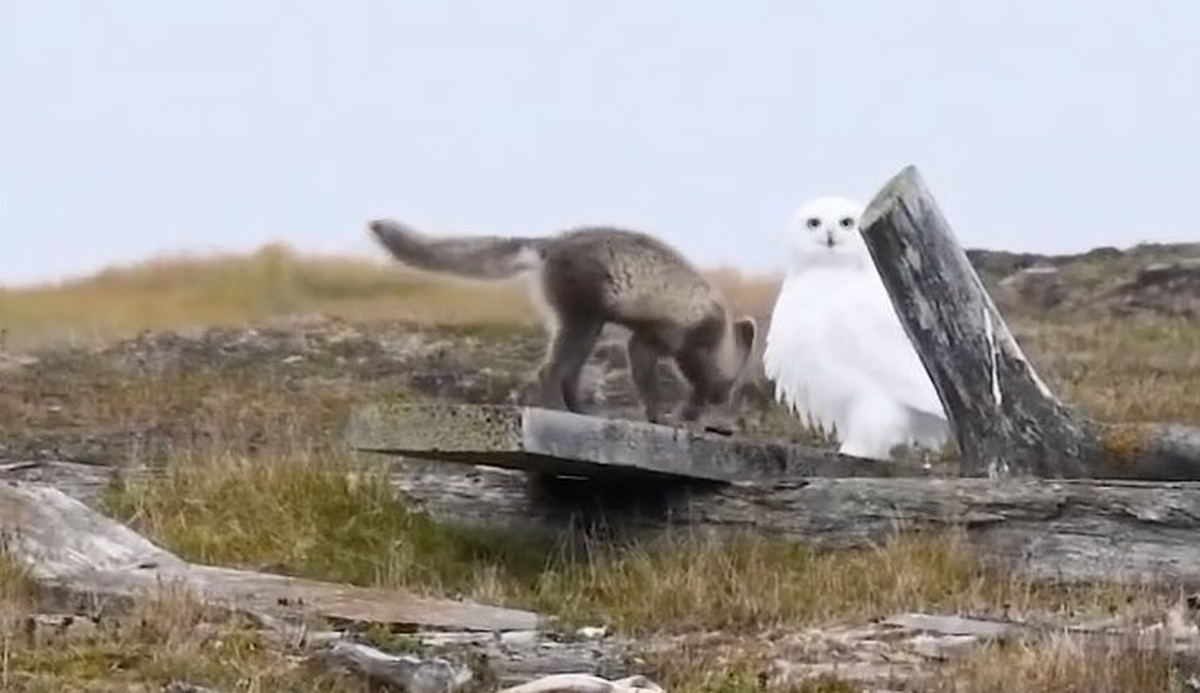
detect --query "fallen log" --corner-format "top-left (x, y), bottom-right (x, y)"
top-left (677, 476), bottom-right (1200, 586)
top-left (20, 455), bottom-right (1200, 589)
top-left (0, 480), bottom-right (539, 632)
top-left (349, 448), bottom-right (1200, 587)
top-left (337, 395), bottom-right (1200, 586)
top-left (8, 454), bottom-right (1200, 600)
top-left (858, 165), bottom-right (1200, 479)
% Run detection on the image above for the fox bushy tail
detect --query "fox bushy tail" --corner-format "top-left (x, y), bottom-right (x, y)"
top-left (368, 219), bottom-right (545, 280)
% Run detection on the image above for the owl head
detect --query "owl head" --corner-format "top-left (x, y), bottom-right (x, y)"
top-left (784, 195), bottom-right (870, 271)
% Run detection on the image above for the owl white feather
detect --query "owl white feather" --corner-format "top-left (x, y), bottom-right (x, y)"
top-left (761, 195), bottom-right (952, 460)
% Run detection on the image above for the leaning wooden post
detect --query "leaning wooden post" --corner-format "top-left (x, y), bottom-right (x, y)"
top-left (858, 165), bottom-right (1200, 480)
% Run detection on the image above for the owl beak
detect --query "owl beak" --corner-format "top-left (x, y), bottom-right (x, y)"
top-left (824, 233), bottom-right (836, 248)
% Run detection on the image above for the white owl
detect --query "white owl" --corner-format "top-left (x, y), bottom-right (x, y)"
top-left (761, 195), bottom-right (952, 461)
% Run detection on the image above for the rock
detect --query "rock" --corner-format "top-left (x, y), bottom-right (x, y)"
top-left (905, 633), bottom-right (980, 661)
top-left (1135, 259), bottom-right (1200, 289)
top-left (1105, 259), bottom-right (1200, 318)
top-left (997, 264), bottom-right (1067, 312)
top-left (880, 613), bottom-right (1023, 640)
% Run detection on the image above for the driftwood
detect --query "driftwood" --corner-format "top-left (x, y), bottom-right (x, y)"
top-left (859, 165), bottom-right (1200, 480)
top-left (0, 474), bottom-right (660, 689)
top-left (331, 431), bottom-right (1200, 586)
top-left (496, 674), bottom-right (665, 693)
top-left (345, 403), bottom-right (928, 484)
top-left (12, 451), bottom-right (1200, 590)
top-left (652, 476), bottom-right (1200, 586)
top-left (341, 395), bottom-right (1200, 587)
top-left (316, 639), bottom-right (474, 693)
top-left (0, 479), bottom-right (538, 632)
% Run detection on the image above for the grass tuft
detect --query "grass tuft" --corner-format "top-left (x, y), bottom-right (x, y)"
top-left (103, 451), bottom-right (555, 596)
top-left (933, 635), bottom-right (1183, 692)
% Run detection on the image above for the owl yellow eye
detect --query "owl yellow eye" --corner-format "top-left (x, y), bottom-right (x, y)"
top-left (839, 217), bottom-right (854, 228)
top-left (805, 217), bottom-right (820, 229)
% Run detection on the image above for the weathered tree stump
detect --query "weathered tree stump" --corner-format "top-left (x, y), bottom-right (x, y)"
top-left (858, 165), bottom-right (1200, 479)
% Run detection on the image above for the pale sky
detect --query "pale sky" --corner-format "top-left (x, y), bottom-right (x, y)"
top-left (3, 0), bottom-right (1198, 286)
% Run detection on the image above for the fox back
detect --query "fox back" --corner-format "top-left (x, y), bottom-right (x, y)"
top-left (538, 227), bottom-right (727, 333)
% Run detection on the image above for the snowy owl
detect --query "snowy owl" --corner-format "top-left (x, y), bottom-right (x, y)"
top-left (761, 195), bottom-right (952, 460)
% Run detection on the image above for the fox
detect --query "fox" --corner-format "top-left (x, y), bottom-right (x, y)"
top-left (367, 218), bottom-right (758, 431)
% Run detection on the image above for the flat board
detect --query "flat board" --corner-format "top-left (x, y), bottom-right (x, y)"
top-left (344, 403), bottom-right (928, 484)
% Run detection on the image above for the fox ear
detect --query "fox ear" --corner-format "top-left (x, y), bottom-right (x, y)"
top-left (733, 317), bottom-right (757, 356)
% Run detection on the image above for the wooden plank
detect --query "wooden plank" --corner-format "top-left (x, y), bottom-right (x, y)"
top-left (0, 480), bottom-right (540, 632)
top-left (344, 402), bottom-right (930, 483)
top-left (859, 165), bottom-right (1200, 479)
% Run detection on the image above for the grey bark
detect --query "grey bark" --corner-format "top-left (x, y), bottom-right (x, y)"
top-left (859, 165), bottom-right (1200, 479)
top-left (345, 402), bottom-right (929, 485)
top-left (362, 456), bottom-right (1200, 588)
top-left (18, 457), bottom-right (1200, 589)
top-left (315, 639), bottom-right (474, 693)
top-left (0, 479), bottom-right (539, 632)
top-left (336, 393), bottom-right (1200, 586)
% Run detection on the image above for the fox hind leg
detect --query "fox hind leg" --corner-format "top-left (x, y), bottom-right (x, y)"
top-left (627, 332), bottom-right (664, 423)
top-left (536, 316), bottom-right (603, 413)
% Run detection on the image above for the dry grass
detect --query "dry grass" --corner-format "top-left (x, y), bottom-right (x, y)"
top-left (0, 242), bottom-right (780, 351)
top-left (1017, 316), bottom-right (1200, 424)
top-left (927, 636), bottom-right (1185, 693)
top-left (0, 566), bottom-right (362, 691)
top-left (2, 246), bottom-right (1199, 690)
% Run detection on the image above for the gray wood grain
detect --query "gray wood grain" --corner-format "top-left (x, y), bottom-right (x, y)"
top-left (860, 166), bottom-right (1200, 479)
top-left (352, 454), bottom-right (1200, 587)
top-left (0, 479), bottom-right (541, 632)
top-left (11, 458), bottom-right (1200, 593)
top-left (346, 403), bottom-right (927, 483)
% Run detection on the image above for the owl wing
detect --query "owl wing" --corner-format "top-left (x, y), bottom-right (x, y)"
top-left (762, 271), bottom-right (948, 429)
top-left (763, 273), bottom-right (867, 430)
top-left (833, 275), bottom-right (948, 420)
